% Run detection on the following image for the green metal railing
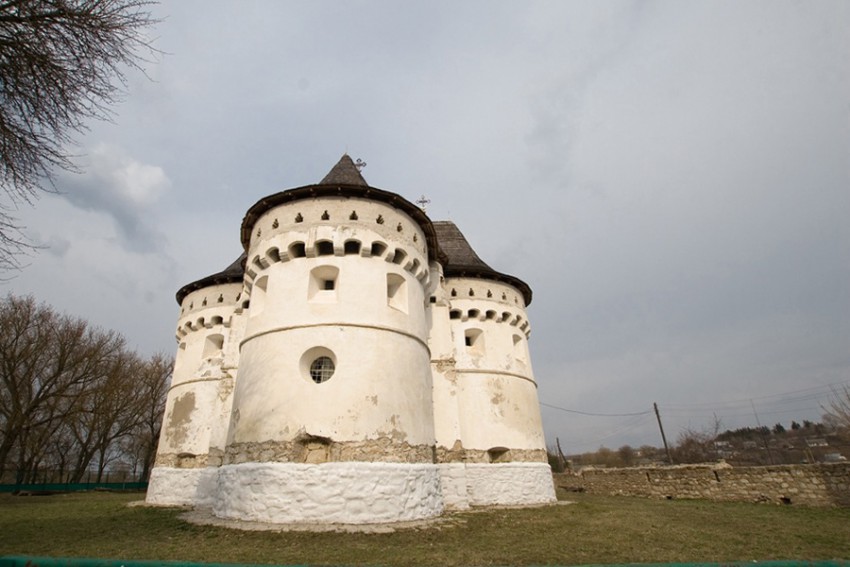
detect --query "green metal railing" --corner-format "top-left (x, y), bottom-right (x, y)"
top-left (0, 481), bottom-right (147, 493)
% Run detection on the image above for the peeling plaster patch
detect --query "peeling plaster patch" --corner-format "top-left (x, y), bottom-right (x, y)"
top-left (218, 374), bottom-right (234, 401)
top-left (166, 392), bottom-right (196, 446)
top-left (433, 359), bottom-right (458, 385)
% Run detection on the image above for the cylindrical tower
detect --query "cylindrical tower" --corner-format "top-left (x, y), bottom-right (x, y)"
top-left (146, 256), bottom-right (245, 506)
top-left (431, 221), bottom-right (555, 507)
top-left (213, 156), bottom-right (445, 524)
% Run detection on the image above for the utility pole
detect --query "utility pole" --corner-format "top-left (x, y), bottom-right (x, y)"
top-left (654, 402), bottom-right (674, 464)
top-left (555, 437), bottom-right (567, 472)
top-left (750, 399), bottom-right (775, 465)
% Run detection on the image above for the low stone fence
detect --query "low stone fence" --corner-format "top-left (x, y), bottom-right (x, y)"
top-left (554, 462), bottom-right (850, 507)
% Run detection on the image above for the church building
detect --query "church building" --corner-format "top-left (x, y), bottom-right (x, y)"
top-left (145, 155), bottom-right (555, 524)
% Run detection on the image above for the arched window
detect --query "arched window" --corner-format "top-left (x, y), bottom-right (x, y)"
top-left (289, 242), bottom-right (306, 258)
top-left (370, 242), bottom-right (387, 258)
top-left (266, 247), bottom-right (281, 263)
top-left (391, 248), bottom-right (407, 265)
top-left (316, 240), bottom-right (334, 256)
top-left (344, 240), bottom-right (361, 255)
top-left (464, 328), bottom-right (484, 354)
top-left (203, 333), bottom-right (224, 359)
top-left (309, 266), bottom-right (339, 302)
top-left (250, 275), bottom-right (268, 316)
top-left (386, 273), bottom-right (407, 313)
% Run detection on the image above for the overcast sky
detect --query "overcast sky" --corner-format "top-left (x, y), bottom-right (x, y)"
top-left (6, 1), bottom-right (849, 453)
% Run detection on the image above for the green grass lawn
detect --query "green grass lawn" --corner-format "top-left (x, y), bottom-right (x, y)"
top-left (0, 488), bottom-right (848, 566)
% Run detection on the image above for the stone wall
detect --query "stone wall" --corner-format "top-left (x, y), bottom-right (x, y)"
top-left (554, 462), bottom-right (850, 507)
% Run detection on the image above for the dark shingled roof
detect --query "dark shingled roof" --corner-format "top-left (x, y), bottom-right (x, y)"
top-left (433, 221), bottom-right (532, 305)
top-left (175, 157), bottom-right (532, 306)
top-left (176, 253), bottom-right (246, 304)
top-left (240, 155), bottom-right (446, 264)
top-left (320, 154), bottom-right (368, 186)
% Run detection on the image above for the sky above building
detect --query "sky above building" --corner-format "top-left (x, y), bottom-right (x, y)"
top-left (5, 1), bottom-right (849, 454)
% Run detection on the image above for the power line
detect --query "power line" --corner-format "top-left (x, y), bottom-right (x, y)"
top-left (540, 402), bottom-right (652, 417)
top-left (663, 380), bottom-right (850, 410)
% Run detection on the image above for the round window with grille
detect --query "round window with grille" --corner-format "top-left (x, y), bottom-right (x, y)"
top-left (309, 356), bottom-right (335, 383)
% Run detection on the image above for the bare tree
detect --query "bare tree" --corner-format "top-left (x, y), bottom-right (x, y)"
top-left (824, 385), bottom-right (850, 431)
top-left (66, 347), bottom-right (142, 482)
top-left (0, 0), bottom-right (157, 269)
top-left (0, 294), bottom-right (124, 479)
top-left (123, 353), bottom-right (170, 481)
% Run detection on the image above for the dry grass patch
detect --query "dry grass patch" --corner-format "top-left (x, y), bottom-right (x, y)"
top-left (0, 489), bottom-right (848, 566)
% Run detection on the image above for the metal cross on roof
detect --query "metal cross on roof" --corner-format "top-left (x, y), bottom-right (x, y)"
top-left (354, 158), bottom-right (367, 171)
top-left (415, 194), bottom-right (431, 212)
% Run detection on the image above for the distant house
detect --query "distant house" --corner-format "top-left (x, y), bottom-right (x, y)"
top-left (806, 438), bottom-right (829, 448)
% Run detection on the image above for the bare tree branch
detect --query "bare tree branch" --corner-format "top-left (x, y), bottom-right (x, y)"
top-left (0, 0), bottom-right (158, 270)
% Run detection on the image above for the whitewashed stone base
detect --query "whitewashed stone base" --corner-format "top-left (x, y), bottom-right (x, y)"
top-left (437, 463), bottom-right (470, 510)
top-left (145, 466), bottom-right (218, 507)
top-left (465, 463), bottom-right (556, 506)
top-left (213, 462), bottom-right (443, 524)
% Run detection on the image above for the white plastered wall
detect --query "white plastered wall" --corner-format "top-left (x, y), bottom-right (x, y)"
top-left (213, 462), bottom-right (443, 524)
top-left (464, 463), bottom-right (556, 506)
top-left (442, 277), bottom-right (554, 507)
top-left (145, 466), bottom-right (219, 507)
top-left (147, 283), bottom-right (241, 507)
top-left (448, 277), bottom-right (544, 453)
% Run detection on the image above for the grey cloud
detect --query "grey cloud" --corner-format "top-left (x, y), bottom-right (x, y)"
top-left (56, 144), bottom-right (171, 253)
top-left (6, 1), bottom-right (848, 452)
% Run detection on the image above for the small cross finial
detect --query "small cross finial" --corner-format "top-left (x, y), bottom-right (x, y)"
top-left (415, 194), bottom-right (431, 212)
top-left (355, 158), bottom-right (367, 171)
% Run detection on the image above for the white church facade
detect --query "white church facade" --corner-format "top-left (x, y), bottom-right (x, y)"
top-left (145, 155), bottom-right (555, 524)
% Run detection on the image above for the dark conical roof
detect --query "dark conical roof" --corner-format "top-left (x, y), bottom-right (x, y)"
top-left (319, 154), bottom-right (368, 186)
top-left (176, 253), bottom-right (246, 304)
top-left (240, 154), bottom-right (446, 264)
top-left (433, 221), bottom-right (532, 305)
top-left (433, 221), bottom-right (493, 271)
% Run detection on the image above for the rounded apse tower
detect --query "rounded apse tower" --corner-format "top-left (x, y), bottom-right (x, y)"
top-left (212, 156), bottom-right (445, 524)
top-left (429, 221), bottom-right (555, 508)
top-left (146, 255), bottom-right (245, 507)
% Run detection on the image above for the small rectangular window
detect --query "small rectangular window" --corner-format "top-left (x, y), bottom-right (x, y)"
top-left (323, 279), bottom-right (335, 291)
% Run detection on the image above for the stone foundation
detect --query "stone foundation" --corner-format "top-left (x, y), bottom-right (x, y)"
top-left (213, 462), bottom-right (443, 524)
top-left (556, 462), bottom-right (850, 507)
top-left (222, 438), bottom-right (435, 465)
